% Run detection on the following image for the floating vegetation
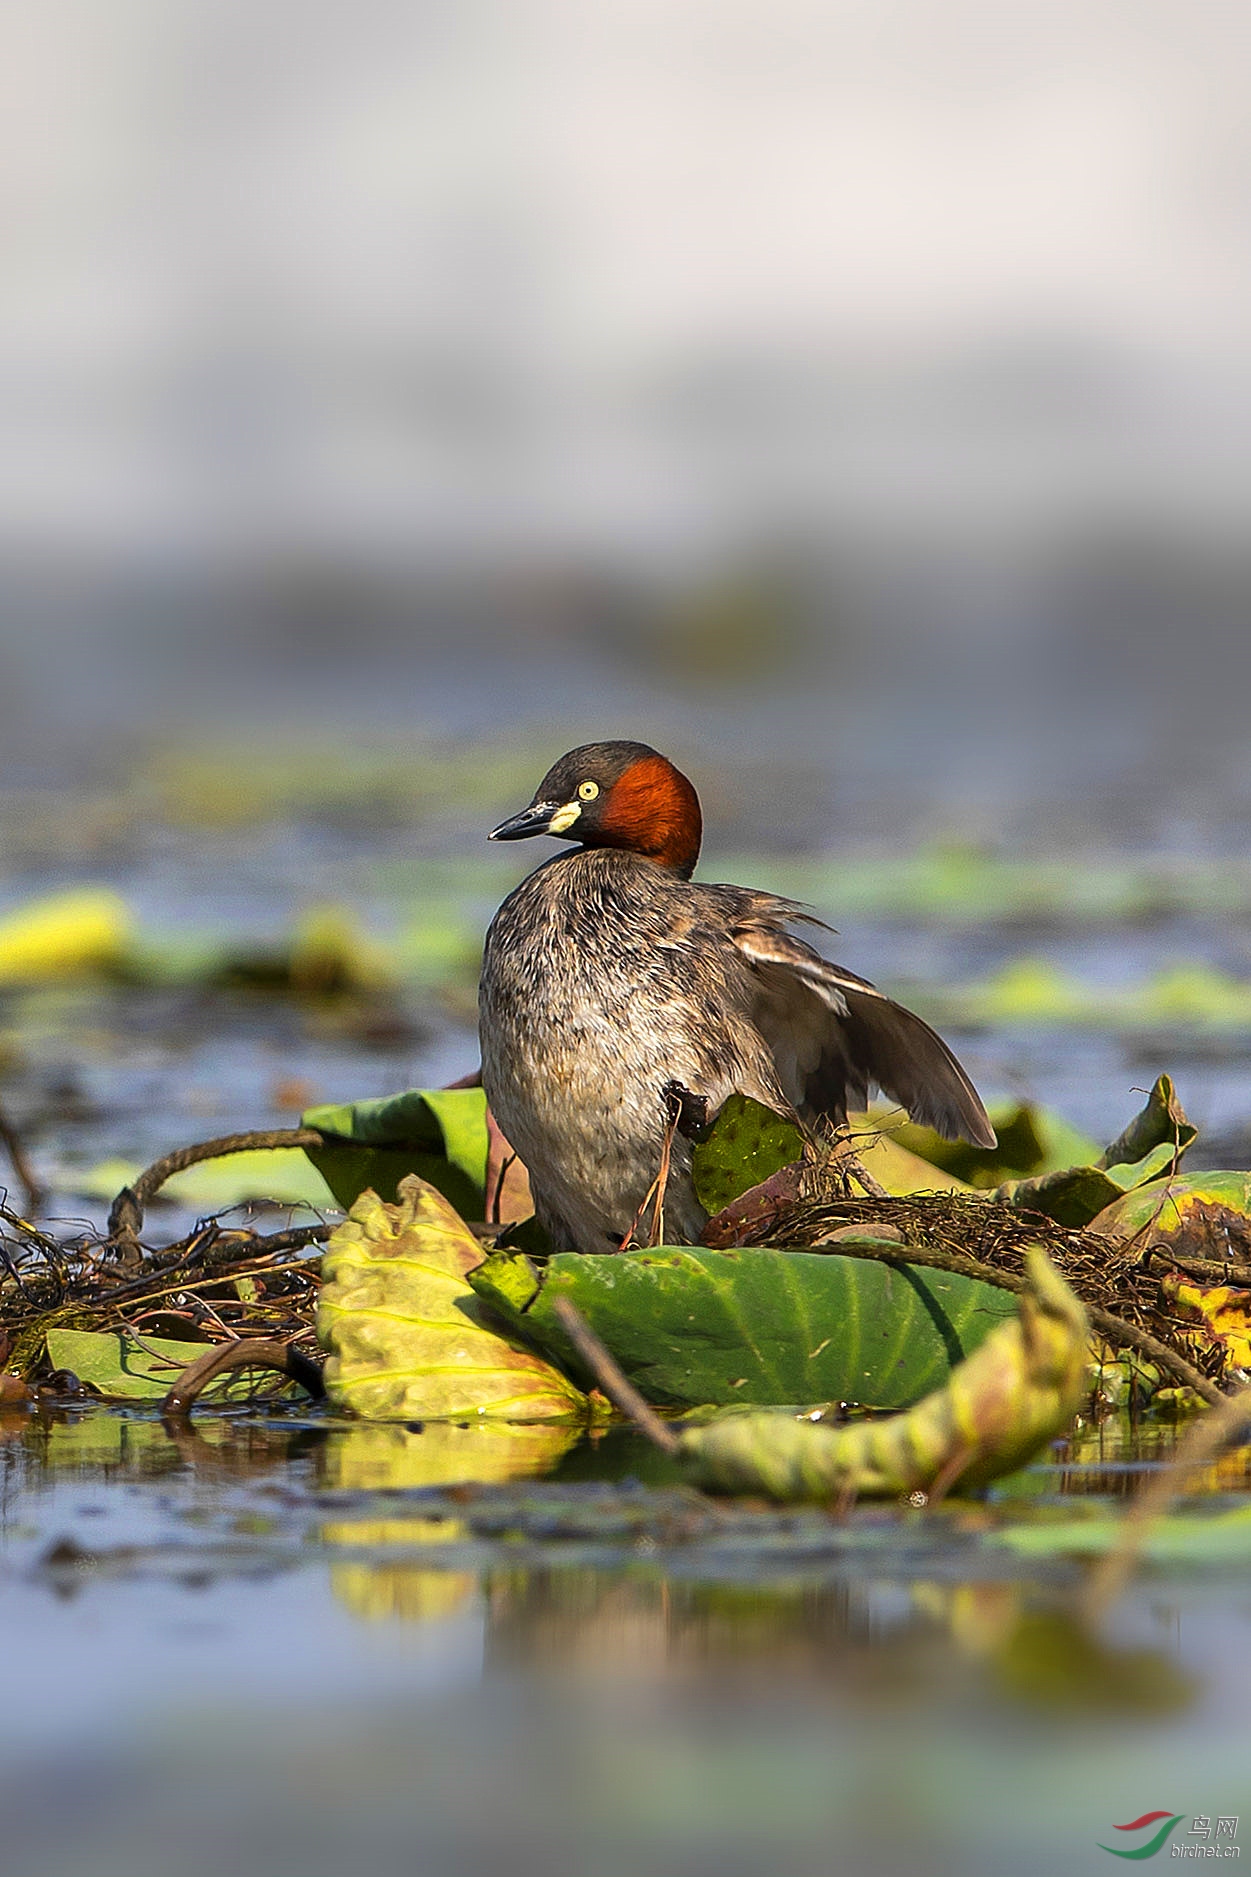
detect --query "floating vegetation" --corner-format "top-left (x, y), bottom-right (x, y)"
top-left (0, 1074), bottom-right (1246, 1497)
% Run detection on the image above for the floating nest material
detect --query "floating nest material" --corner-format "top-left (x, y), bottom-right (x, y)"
top-left (0, 1123), bottom-right (1243, 1411)
top-left (740, 1188), bottom-right (1232, 1399)
top-left (0, 1201), bottom-right (326, 1393)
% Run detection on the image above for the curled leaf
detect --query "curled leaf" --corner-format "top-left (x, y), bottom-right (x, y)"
top-left (317, 1176), bottom-right (589, 1422)
top-left (992, 1079), bottom-right (1197, 1227)
top-left (1098, 1074), bottom-right (1195, 1170)
top-left (676, 1247), bottom-right (1088, 1500)
top-left (302, 1085), bottom-right (490, 1216)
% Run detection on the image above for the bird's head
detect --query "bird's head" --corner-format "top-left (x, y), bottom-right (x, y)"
top-left (489, 741), bottom-right (702, 878)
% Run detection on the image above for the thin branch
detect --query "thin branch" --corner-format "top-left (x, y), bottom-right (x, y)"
top-left (1143, 1249), bottom-right (1251, 1284)
top-left (551, 1296), bottom-right (679, 1454)
top-left (0, 1099), bottom-right (45, 1214)
top-left (107, 1128), bottom-right (326, 1244)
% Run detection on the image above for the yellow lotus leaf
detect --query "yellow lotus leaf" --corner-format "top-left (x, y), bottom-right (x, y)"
top-left (317, 1176), bottom-right (590, 1422)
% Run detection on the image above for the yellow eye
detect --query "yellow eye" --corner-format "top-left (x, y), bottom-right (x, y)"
top-left (578, 780), bottom-right (600, 801)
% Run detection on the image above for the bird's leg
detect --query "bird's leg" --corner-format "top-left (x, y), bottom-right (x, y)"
top-left (647, 1103), bottom-right (680, 1247)
top-left (620, 1083), bottom-right (694, 1250)
top-left (619, 1165), bottom-right (663, 1251)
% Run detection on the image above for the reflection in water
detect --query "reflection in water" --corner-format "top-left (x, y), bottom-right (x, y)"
top-left (307, 1416), bottom-right (1197, 1724)
top-left (1053, 1417), bottom-right (1251, 1495)
top-left (912, 1582), bottom-right (1194, 1715)
top-left (4, 1406), bottom-right (320, 1485)
top-left (318, 1419), bottom-right (581, 1493)
top-left (319, 1418), bottom-right (579, 1624)
top-left (480, 1568), bottom-right (1193, 1717)
top-left (0, 1404), bottom-right (1217, 1737)
top-left (484, 1569), bottom-right (868, 1683)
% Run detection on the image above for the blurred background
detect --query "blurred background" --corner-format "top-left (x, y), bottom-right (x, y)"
top-left (2, 0), bottom-right (1251, 1169)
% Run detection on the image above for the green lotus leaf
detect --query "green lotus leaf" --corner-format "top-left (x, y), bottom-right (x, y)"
top-left (303, 1085), bottom-right (490, 1215)
top-left (44, 1328), bottom-right (296, 1402)
top-left (471, 1238), bottom-right (1018, 1411)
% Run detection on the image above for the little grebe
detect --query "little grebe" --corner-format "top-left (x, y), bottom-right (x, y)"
top-left (479, 741), bottom-right (995, 1253)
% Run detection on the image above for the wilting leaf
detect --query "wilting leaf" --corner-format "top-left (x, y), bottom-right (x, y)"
top-left (1098, 1074), bottom-right (1196, 1170)
top-left (471, 1240), bottom-right (1018, 1410)
top-left (0, 889), bottom-right (133, 983)
top-left (303, 1085), bottom-right (490, 1216)
top-left (1158, 1273), bottom-right (1251, 1371)
top-left (675, 1247), bottom-right (1087, 1500)
top-left (993, 1078), bottom-right (1197, 1227)
top-left (1090, 1171), bottom-right (1251, 1262)
top-left (691, 1095), bottom-right (805, 1215)
top-left (317, 1177), bottom-right (589, 1422)
top-left (44, 1328), bottom-right (295, 1401)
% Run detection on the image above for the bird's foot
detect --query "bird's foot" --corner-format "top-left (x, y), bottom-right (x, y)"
top-left (661, 1079), bottom-right (712, 1141)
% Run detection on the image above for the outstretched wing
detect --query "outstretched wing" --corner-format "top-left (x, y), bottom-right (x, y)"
top-left (732, 915), bottom-right (996, 1148)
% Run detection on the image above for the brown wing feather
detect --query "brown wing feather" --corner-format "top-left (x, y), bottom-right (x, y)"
top-left (733, 920), bottom-right (997, 1149)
